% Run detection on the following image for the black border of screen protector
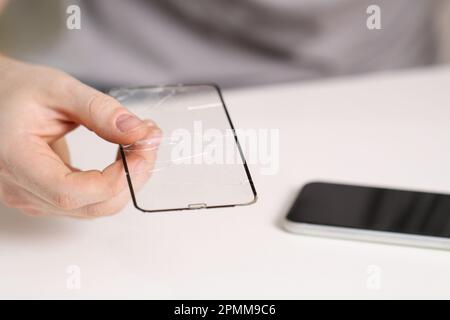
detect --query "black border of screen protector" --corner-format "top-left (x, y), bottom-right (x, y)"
top-left (116, 84), bottom-right (257, 212)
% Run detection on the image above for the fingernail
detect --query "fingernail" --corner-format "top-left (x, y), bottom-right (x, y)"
top-left (116, 114), bottom-right (143, 133)
top-left (131, 159), bottom-right (152, 174)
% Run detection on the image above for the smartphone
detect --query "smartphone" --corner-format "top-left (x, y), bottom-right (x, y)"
top-left (283, 182), bottom-right (450, 250)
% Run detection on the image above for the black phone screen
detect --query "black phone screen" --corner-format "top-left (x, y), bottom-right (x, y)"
top-left (286, 182), bottom-right (450, 238)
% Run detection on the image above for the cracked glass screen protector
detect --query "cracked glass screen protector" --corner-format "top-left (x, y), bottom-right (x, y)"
top-left (109, 85), bottom-right (257, 212)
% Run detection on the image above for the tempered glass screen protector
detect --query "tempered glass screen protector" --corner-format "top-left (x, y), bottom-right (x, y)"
top-left (109, 85), bottom-right (257, 212)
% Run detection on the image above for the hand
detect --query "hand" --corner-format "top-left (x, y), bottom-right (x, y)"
top-left (0, 56), bottom-right (161, 218)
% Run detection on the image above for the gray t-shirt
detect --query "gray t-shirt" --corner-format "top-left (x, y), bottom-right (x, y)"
top-left (0, 0), bottom-right (438, 88)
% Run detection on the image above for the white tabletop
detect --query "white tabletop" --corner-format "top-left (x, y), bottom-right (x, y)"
top-left (1, 67), bottom-right (450, 299)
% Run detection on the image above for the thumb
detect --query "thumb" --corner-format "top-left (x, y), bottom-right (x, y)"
top-left (52, 77), bottom-right (153, 145)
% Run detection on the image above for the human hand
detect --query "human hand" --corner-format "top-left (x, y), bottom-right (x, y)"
top-left (0, 56), bottom-right (161, 218)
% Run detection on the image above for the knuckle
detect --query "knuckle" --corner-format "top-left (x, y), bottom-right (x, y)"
top-left (84, 205), bottom-right (106, 218)
top-left (84, 202), bottom-right (122, 218)
top-left (51, 191), bottom-right (79, 210)
top-left (43, 69), bottom-right (78, 101)
top-left (85, 206), bottom-right (103, 217)
top-left (45, 68), bottom-right (74, 89)
top-left (88, 94), bottom-right (121, 120)
top-left (110, 182), bottom-right (123, 198)
top-left (86, 173), bottom-right (118, 199)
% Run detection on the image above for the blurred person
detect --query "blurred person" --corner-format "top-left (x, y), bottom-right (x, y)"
top-left (0, 0), bottom-right (442, 88)
top-left (0, 0), bottom-right (443, 218)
